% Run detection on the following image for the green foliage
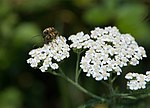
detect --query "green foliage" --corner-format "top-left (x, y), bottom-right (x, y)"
top-left (83, 6), bottom-right (113, 25)
top-left (14, 0), bottom-right (59, 12)
top-left (12, 23), bottom-right (41, 47)
top-left (83, 0), bottom-right (150, 44)
top-left (116, 4), bottom-right (150, 44)
top-left (0, 87), bottom-right (23, 108)
top-left (0, 48), bottom-right (11, 70)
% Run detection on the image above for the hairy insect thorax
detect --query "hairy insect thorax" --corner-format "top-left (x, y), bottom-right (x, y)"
top-left (43, 27), bottom-right (59, 44)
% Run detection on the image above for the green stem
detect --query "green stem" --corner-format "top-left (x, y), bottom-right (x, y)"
top-left (49, 69), bottom-right (106, 102)
top-left (115, 93), bottom-right (136, 100)
top-left (75, 52), bottom-right (81, 83)
top-left (108, 72), bottom-right (116, 108)
top-left (116, 92), bottom-right (150, 100)
top-left (63, 75), bottom-right (106, 102)
top-left (109, 73), bottom-right (114, 96)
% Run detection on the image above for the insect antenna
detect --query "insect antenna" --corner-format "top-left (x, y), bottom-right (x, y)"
top-left (32, 34), bottom-right (42, 39)
top-left (31, 34), bottom-right (43, 48)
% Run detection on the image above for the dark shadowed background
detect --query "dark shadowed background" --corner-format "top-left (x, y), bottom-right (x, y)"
top-left (0, 0), bottom-right (150, 108)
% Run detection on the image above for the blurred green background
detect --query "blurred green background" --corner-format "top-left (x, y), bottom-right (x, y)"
top-left (0, 0), bottom-right (150, 108)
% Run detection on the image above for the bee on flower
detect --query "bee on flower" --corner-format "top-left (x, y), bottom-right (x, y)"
top-left (27, 27), bottom-right (70, 72)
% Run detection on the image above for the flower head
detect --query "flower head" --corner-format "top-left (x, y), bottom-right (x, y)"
top-left (27, 36), bottom-right (70, 72)
top-left (125, 72), bottom-right (148, 90)
top-left (68, 32), bottom-right (90, 49)
top-left (69, 26), bottom-right (147, 81)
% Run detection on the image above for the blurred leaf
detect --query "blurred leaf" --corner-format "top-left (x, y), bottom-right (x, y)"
top-left (83, 0), bottom-right (120, 25)
top-left (117, 4), bottom-right (147, 21)
top-left (116, 4), bottom-right (150, 45)
top-left (59, 10), bottom-right (76, 23)
top-left (83, 1), bottom-right (150, 45)
top-left (0, 48), bottom-right (10, 70)
top-left (0, 87), bottom-right (23, 108)
top-left (103, 0), bottom-right (118, 10)
top-left (83, 6), bottom-right (113, 25)
top-left (0, 13), bottom-right (18, 38)
top-left (73, 0), bottom-right (94, 8)
top-left (15, 0), bottom-right (59, 12)
top-left (12, 23), bottom-right (41, 47)
top-left (0, 0), bottom-right (12, 17)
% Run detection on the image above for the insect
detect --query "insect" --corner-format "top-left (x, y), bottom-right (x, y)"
top-left (43, 27), bottom-right (59, 44)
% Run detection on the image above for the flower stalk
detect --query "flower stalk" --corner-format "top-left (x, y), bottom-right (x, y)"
top-left (75, 52), bottom-right (81, 83)
top-left (49, 68), bottom-right (106, 102)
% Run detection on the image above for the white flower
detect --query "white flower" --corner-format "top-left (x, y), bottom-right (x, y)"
top-left (127, 80), bottom-right (139, 90)
top-left (27, 58), bottom-right (40, 68)
top-left (69, 26), bottom-right (147, 81)
top-left (101, 71), bottom-right (110, 80)
top-left (27, 36), bottom-right (70, 72)
top-left (40, 65), bottom-right (48, 72)
top-left (146, 71), bottom-right (150, 82)
top-left (50, 63), bottom-right (59, 70)
top-left (130, 58), bottom-right (139, 66)
top-left (125, 72), bottom-right (133, 79)
top-left (68, 32), bottom-right (90, 49)
top-left (125, 72), bottom-right (148, 90)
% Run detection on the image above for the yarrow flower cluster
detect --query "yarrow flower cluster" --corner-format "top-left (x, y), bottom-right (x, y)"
top-left (68, 32), bottom-right (90, 49)
top-left (69, 26), bottom-right (147, 81)
top-left (27, 36), bottom-right (70, 72)
top-left (125, 72), bottom-right (150, 90)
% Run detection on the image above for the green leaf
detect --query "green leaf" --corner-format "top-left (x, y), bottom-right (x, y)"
top-left (16, 0), bottom-right (59, 12)
top-left (0, 87), bottom-right (23, 108)
top-left (0, 48), bottom-right (11, 70)
top-left (116, 4), bottom-right (150, 45)
top-left (83, 6), bottom-right (112, 25)
top-left (117, 4), bottom-right (147, 21)
top-left (12, 23), bottom-right (41, 47)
